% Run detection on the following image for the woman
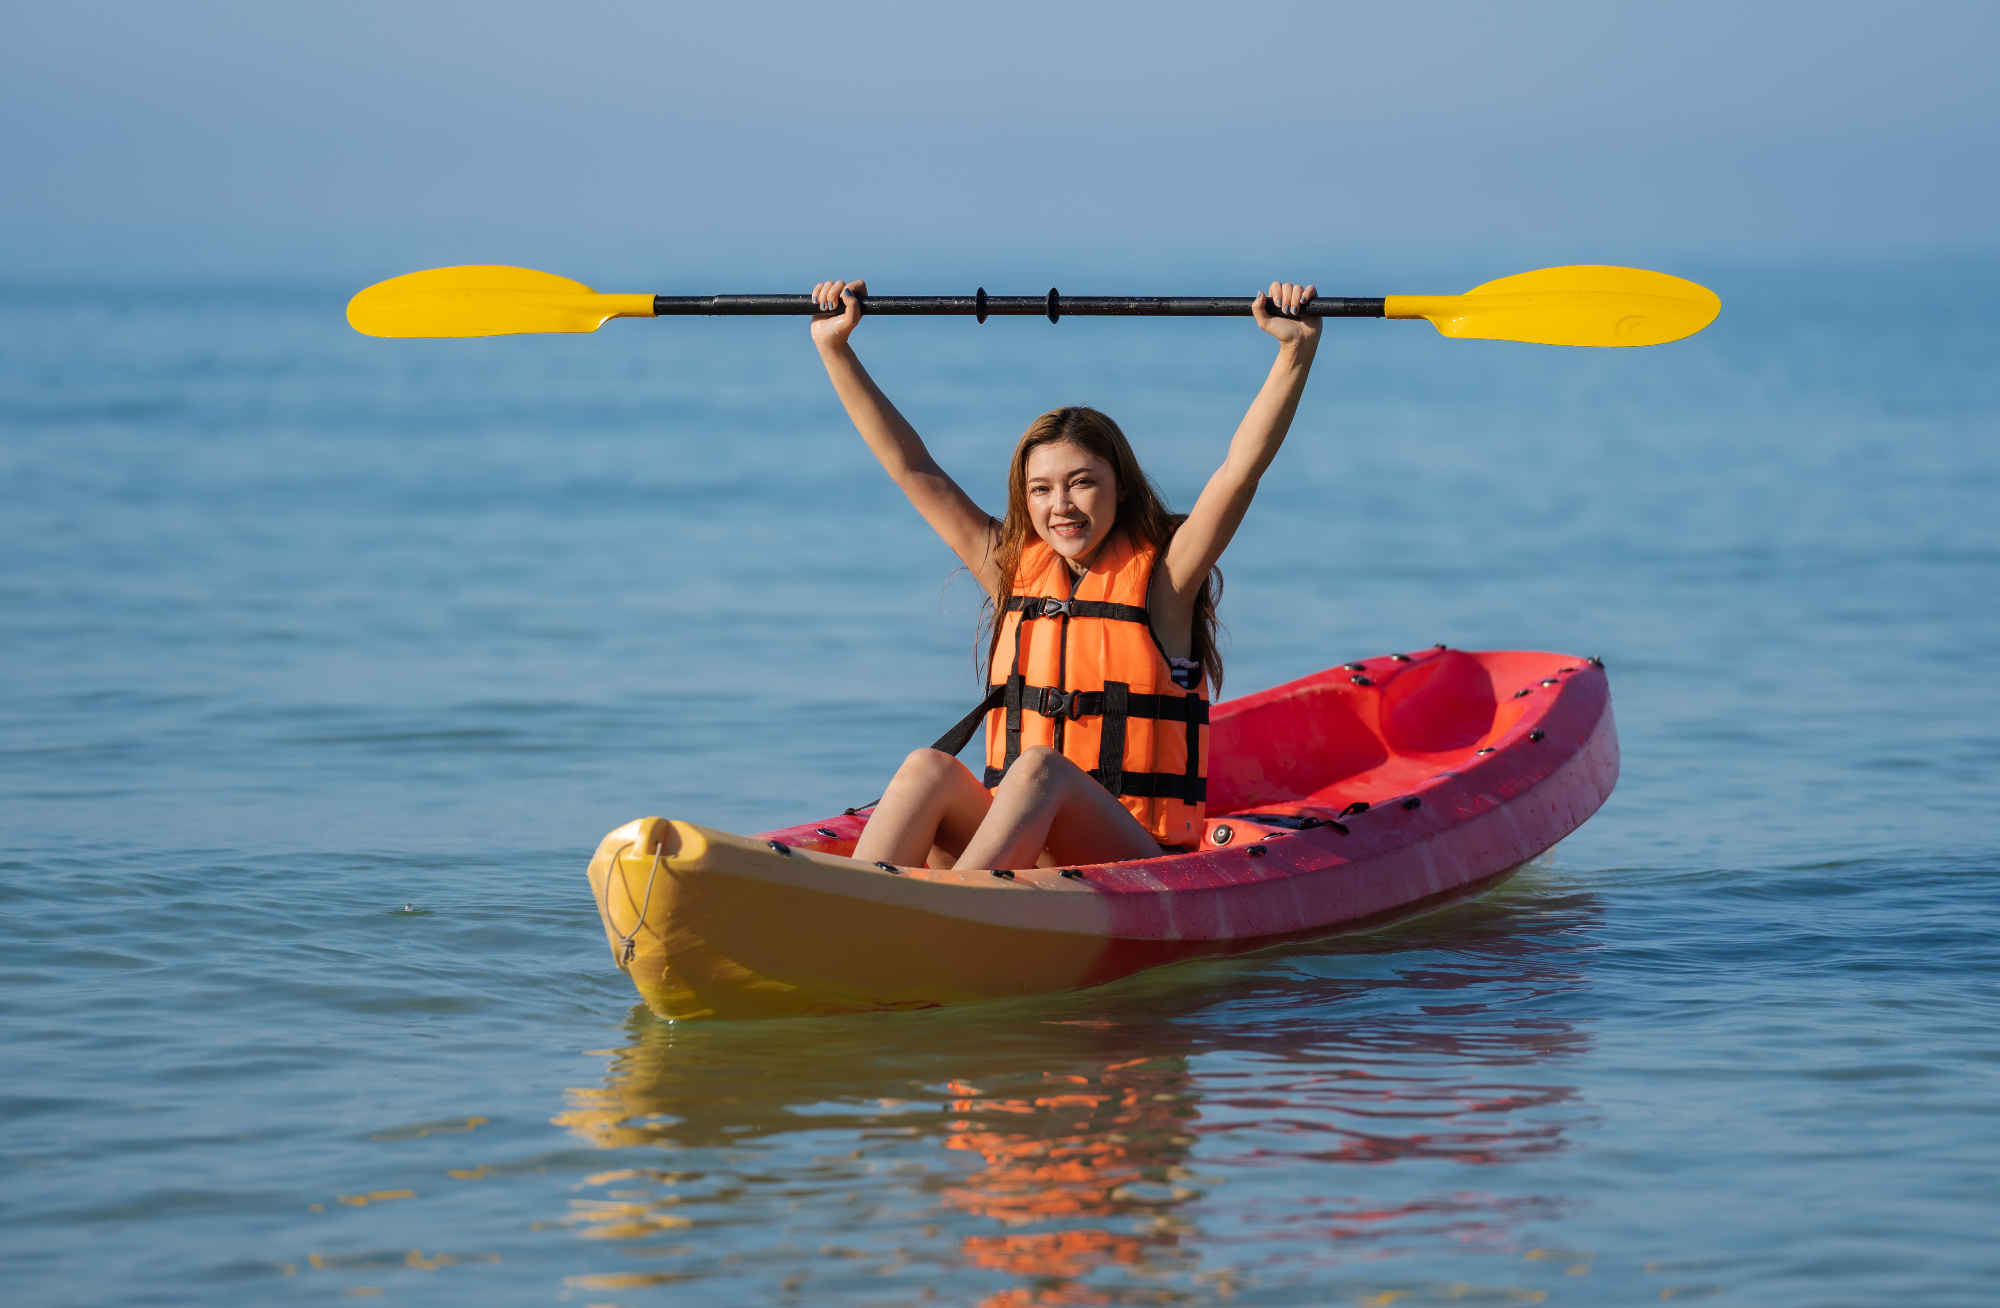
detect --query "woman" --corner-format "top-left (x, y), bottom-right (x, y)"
top-left (810, 277), bottom-right (1320, 872)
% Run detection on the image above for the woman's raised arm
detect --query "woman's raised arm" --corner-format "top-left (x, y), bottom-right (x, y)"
top-left (812, 280), bottom-right (1001, 590)
top-left (1154, 282), bottom-right (1322, 622)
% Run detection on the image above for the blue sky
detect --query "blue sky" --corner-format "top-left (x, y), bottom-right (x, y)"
top-left (2, 1), bottom-right (1994, 282)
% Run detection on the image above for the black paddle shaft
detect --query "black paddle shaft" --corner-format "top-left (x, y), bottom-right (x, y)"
top-left (650, 291), bottom-right (1385, 324)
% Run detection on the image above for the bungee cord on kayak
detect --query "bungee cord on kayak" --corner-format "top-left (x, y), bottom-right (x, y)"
top-left (602, 844), bottom-right (661, 965)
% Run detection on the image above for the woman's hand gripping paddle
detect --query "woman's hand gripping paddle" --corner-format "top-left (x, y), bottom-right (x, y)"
top-left (348, 263), bottom-right (1719, 348)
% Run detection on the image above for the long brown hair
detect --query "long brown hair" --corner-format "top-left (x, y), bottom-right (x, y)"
top-left (979, 406), bottom-right (1225, 692)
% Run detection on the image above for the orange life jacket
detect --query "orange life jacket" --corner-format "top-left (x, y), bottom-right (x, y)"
top-left (977, 528), bottom-right (1209, 847)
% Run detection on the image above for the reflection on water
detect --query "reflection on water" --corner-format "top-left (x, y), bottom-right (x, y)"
top-left (552, 883), bottom-right (1602, 1304)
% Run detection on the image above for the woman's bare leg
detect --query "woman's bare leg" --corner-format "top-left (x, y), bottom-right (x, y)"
top-left (852, 749), bottom-right (994, 867)
top-left (953, 745), bottom-right (1163, 871)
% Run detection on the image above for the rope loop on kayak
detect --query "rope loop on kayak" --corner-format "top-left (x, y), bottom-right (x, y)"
top-left (605, 841), bottom-right (663, 965)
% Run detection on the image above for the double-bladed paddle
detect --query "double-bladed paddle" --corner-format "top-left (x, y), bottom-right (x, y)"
top-left (347, 263), bottom-right (1719, 348)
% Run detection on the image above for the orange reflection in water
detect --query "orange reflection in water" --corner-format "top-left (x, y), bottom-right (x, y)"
top-left (935, 1055), bottom-right (1202, 1304)
top-left (940, 1056), bottom-right (1189, 1225)
top-left (964, 1227), bottom-right (1155, 1279)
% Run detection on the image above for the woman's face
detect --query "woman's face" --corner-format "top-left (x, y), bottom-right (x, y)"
top-left (1023, 440), bottom-right (1120, 565)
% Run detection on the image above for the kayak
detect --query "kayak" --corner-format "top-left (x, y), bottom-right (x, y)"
top-left (585, 646), bottom-right (1618, 1020)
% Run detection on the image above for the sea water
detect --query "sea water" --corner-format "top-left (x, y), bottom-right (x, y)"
top-left (2, 255), bottom-right (1997, 1306)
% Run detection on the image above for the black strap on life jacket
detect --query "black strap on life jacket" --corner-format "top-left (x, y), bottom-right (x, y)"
top-left (1004, 594), bottom-right (1152, 625)
top-left (1006, 683), bottom-right (1210, 724)
top-left (929, 685), bottom-right (1006, 757)
top-left (924, 682), bottom-right (1207, 754)
top-left (979, 764), bottom-right (1207, 802)
top-left (1183, 680), bottom-right (1202, 802)
top-left (1097, 680), bottom-right (1130, 796)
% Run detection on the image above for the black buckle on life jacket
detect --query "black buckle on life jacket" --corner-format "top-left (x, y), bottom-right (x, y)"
top-left (1038, 597), bottom-right (1072, 618)
top-left (1039, 688), bottom-right (1084, 720)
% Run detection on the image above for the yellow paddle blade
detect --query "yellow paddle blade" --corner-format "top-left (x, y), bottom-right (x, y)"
top-left (345, 265), bottom-right (656, 338)
top-left (1385, 265), bottom-right (1720, 347)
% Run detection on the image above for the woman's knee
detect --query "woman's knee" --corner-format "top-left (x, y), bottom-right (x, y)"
top-left (1007, 745), bottom-right (1078, 784)
top-left (897, 746), bottom-right (946, 771)
top-left (895, 748), bottom-right (973, 788)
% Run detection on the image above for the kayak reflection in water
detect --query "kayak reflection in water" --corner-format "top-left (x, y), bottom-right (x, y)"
top-left (809, 276), bottom-right (1320, 870)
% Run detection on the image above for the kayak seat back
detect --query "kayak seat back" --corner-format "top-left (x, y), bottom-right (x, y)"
top-left (1206, 681), bottom-right (1385, 812)
top-left (1208, 650), bottom-right (1509, 815)
top-left (1383, 649), bottom-right (1499, 755)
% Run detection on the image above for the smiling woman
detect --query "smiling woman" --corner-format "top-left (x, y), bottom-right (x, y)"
top-left (807, 275), bottom-right (1321, 871)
